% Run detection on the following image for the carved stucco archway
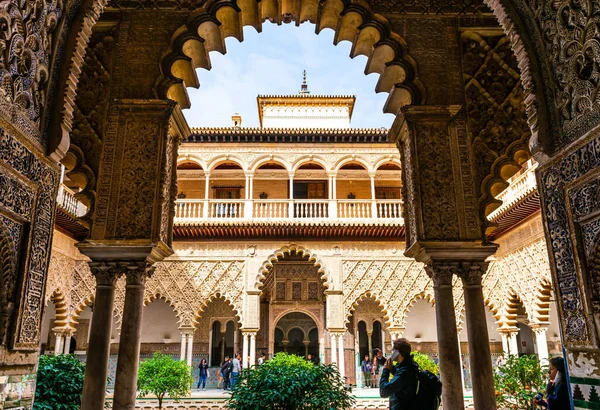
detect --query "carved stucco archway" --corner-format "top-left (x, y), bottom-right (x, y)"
top-left (156, 0), bottom-right (425, 110)
top-left (345, 292), bottom-right (391, 328)
top-left (254, 244), bottom-right (331, 292)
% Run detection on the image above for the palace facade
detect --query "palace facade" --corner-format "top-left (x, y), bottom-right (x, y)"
top-left (42, 87), bottom-right (560, 391)
top-left (1, 0), bottom-right (599, 408)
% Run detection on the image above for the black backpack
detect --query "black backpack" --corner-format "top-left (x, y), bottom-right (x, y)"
top-left (413, 369), bottom-right (442, 410)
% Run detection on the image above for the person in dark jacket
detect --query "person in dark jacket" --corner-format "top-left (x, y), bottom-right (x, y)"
top-left (534, 356), bottom-right (571, 409)
top-left (197, 358), bottom-right (209, 390)
top-left (221, 356), bottom-right (233, 391)
top-left (379, 338), bottom-right (419, 410)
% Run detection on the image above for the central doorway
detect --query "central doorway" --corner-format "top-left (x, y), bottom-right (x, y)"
top-left (274, 312), bottom-right (319, 359)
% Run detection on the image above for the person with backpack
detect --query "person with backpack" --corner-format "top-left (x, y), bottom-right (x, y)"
top-left (361, 354), bottom-right (373, 388)
top-left (380, 338), bottom-right (442, 410)
top-left (379, 339), bottom-right (419, 409)
top-left (221, 356), bottom-right (233, 391)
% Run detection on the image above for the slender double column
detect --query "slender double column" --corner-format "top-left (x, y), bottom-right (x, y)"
top-left (425, 263), bottom-right (464, 410)
top-left (459, 263), bottom-right (496, 410)
top-left (242, 332), bottom-right (249, 368)
top-left (249, 332), bottom-right (257, 367)
top-left (337, 333), bottom-right (345, 380)
top-left (330, 333), bottom-right (338, 365)
top-left (533, 327), bottom-right (549, 364)
top-left (81, 263), bottom-right (121, 410)
top-left (113, 262), bottom-right (153, 410)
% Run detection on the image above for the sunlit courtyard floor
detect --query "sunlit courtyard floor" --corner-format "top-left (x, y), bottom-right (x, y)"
top-left (105, 388), bottom-right (475, 409)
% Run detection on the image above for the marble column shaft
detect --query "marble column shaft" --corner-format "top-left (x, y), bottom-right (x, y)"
top-left (63, 333), bottom-right (72, 354)
top-left (81, 264), bottom-right (121, 410)
top-left (426, 265), bottom-right (464, 410)
top-left (337, 333), bottom-right (345, 381)
top-left (180, 333), bottom-right (187, 361)
top-left (460, 264), bottom-right (496, 410)
top-left (330, 333), bottom-right (338, 365)
top-left (249, 333), bottom-right (256, 367)
top-left (186, 333), bottom-right (194, 367)
top-left (113, 264), bottom-right (152, 410)
top-left (242, 333), bottom-right (249, 368)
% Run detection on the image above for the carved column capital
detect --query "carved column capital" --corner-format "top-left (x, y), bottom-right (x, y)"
top-left (425, 262), bottom-right (458, 287)
top-left (118, 261), bottom-right (154, 286)
top-left (89, 261), bottom-right (122, 286)
top-left (456, 262), bottom-right (489, 287)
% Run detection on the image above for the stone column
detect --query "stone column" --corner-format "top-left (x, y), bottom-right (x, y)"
top-left (180, 332), bottom-right (187, 361)
top-left (186, 332), bottom-right (194, 367)
top-left (304, 340), bottom-right (310, 357)
top-left (113, 263), bottom-right (153, 410)
top-left (367, 331), bottom-right (373, 357)
top-left (249, 332), bottom-right (256, 366)
top-left (242, 333), bottom-right (249, 368)
top-left (337, 333), bottom-right (345, 381)
top-left (500, 332), bottom-right (509, 354)
top-left (508, 331), bottom-right (519, 355)
top-left (426, 264), bottom-right (464, 410)
top-left (81, 263), bottom-right (121, 410)
top-left (63, 332), bottom-right (72, 354)
top-left (220, 333), bottom-right (226, 362)
top-left (459, 263), bottom-right (496, 410)
top-left (533, 327), bottom-right (549, 365)
top-left (203, 172), bottom-right (210, 219)
top-left (289, 174), bottom-right (294, 217)
top-left (54, 333), bottom-right (63, 355)
top-left (330, 333), bottom-right (337, 365)
top-left (369, 172), bottom-right (377, 218)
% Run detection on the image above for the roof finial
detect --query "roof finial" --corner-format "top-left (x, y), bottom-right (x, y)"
top-left (299, 70), bottom-right (309, 94)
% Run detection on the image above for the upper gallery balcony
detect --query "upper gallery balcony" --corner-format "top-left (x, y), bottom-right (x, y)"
top-left (487, 158), bottom-right (540, 238)
top-left (173, 152), bottom-right (405, 239)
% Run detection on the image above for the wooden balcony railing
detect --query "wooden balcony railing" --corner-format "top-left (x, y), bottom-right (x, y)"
top-left (487, 159), bottom-right (538, 221)
top-left (174, 199), bottom-right (404, 223)
top-left (56, 185), bottom-right (88, 217)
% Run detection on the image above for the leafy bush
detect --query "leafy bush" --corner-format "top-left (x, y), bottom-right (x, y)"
top-left (412, 352), bottom-right (439, 375)
top-left (137, 352), bottom-right (194, 409)
top-left (34, 354), bottom-right (85, 410)
top-left (494, 354), bottom-right (547, 410)
top-left (227, 352), bottom-right (355, 410)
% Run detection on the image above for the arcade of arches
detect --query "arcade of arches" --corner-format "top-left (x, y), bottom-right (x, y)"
top-left (1, 0), bottom-right (600, 409)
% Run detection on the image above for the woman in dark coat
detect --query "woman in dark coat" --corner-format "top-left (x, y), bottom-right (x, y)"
top-left (534, 357), bottom-right (571, 410)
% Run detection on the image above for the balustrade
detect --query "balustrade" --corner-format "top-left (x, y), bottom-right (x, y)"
top-left (174, 199), bottom-right (403, 223)
top-left (488, 161), bottom-right (538, 220)
top-left (56, 184), bottom-right (88, 217)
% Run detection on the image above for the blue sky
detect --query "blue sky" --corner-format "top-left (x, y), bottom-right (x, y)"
top-left (184, 22), bottom-right (395, 129)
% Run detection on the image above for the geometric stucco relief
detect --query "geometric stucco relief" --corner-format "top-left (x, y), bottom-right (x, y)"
top-left (113, 260), bottom-right (246, 330)
top-left (342, 260), bottom-right (433, 328)
top-left (45, 251), bottom-right (94, 331)
top-left (483, 238), bottom-right (553, 328)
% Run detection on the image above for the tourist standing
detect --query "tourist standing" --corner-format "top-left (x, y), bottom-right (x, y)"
top-left (258, 352), bottom-right (266, 365)
top-left (221, 357), bottom-right (233, 391)
top-left (231, 353), bottom-right (242, 387)
top-left (197, 358), bottom-right (209, 390)
top-left (379, 339), bottom-right (419, 410)
top-left (372, 348), bottom-right (385, 388)
top-left (534, 357), bottom-right (570, 409)
top-left (361, 354), bottom-right (373, 388)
